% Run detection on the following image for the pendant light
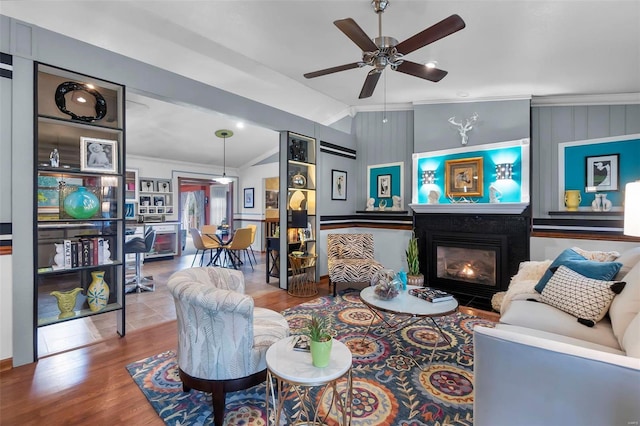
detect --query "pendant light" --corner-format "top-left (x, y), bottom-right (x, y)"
top-left (214, 129), bottom-right (233, 184)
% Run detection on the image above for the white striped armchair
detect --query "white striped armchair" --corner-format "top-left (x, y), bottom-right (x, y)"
top-left (327, 233), bottom-right (384, 296)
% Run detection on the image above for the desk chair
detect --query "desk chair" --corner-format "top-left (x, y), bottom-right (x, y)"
top-left (125, 228), bottom-right (156, 293)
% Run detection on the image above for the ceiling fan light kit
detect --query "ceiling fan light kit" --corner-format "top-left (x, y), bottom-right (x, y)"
top-left (304, 0), bottom-right (466, 99)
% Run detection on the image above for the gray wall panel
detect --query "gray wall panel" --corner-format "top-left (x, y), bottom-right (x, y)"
top-left (531, 103), bottom-right (640, 218)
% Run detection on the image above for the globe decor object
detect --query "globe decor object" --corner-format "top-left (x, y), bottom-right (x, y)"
top-left (61, 186), bottom-right (100, 219)
top-left (87, 271), bottom-right (109, 312)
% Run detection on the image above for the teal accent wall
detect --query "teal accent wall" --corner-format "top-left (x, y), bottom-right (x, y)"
top-left (564, 137), bottom-right (640, 207)
top-left (416, 145), bottom-right (523, 204)
top-left (369, 164), bottom-right (402, 206)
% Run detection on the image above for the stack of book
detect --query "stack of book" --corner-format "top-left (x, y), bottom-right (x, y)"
top-left (409, 287), bottom-right (454, 303)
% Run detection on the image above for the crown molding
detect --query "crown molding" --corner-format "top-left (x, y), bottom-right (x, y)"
top-left (531, 93), bottom-right (640, 106)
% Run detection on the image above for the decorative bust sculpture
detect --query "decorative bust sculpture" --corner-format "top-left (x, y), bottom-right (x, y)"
top-left (365, 198), bottom-right (375, 211)
top-left (391, 195), bottom-right (402, 211)
top-left (489, 184), bottom-right (502, 203)
top-left (428, 189), bottom-right (440, 204)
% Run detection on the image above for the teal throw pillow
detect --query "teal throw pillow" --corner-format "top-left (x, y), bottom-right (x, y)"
top-left (534, 249), bottom-right (623, 293)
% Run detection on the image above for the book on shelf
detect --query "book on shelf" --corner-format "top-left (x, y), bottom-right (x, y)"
top-left (409, 287), bottom-right (454, 303)
top-left (291, 335), bottom-right (310, 352)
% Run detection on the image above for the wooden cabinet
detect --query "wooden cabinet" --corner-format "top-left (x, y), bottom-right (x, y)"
top-left (34, 64), bottom-right (125, 340)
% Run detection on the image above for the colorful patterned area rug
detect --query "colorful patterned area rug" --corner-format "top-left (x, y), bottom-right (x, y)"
top-left (126, 290), bottom-right (495, 425)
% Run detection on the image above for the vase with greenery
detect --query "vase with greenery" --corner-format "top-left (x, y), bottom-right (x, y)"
top-left (406, 231), bottom-right (424, 286)
top-left (306, 315), bottom-right (332, 367)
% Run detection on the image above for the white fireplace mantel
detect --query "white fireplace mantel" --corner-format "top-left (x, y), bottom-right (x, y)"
top-left (409, 203), bottom-right (530, 215)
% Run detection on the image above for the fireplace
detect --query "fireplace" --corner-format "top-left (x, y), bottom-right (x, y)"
top-left (414, 208), bottom-right (530, 310)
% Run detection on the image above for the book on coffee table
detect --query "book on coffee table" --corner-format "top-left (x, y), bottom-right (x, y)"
top-left (409, 287), bottom-right (454, 303)
top-left (291, 335), bottom-right (310, 352)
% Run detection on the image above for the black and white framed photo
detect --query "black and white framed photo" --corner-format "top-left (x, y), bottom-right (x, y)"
top-left (244, 187), bottom-right (255, 208)
top-left (377, 174), bottom-right (392, 198)
top-left (140, 180), bottom-right (155, 193)
top-left (586, 154), bottom-right (619, 191)
top-left (331, 169), bottom-right (347, 200)
top-left (80, 137), bottom-right (117, 173)
top-left (153, 195), bottom-right (165, 206)
top-left (157, 179), bottom-right (171, 193)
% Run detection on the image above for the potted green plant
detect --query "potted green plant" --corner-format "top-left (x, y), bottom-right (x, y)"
top-left (406, 231), bottom-right (425, 286)
top-left (306, 315), bottom-right (332, 367)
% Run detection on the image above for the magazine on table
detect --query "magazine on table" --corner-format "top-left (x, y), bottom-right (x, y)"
top-left (291, 335), bottom-right (310, 352)
top-left (409, 287), bottom-right (454, 303)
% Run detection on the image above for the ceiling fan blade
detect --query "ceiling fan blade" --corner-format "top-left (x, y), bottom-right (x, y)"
top-left (396, 14), bottom-right (466, 55)
top-left (395, 60), bottom-right (448, 82)
top-left (304, 62), bottom-right (363, 79)
top-left (359, 70), bottom-right (382, 99)
top-left (334, 18), bottom-right (378, 52)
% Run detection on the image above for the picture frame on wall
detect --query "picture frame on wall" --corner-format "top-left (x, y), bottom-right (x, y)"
top-left (445, 157), bottom-right (484, 197)
top-left (244, 187), bottom-right (255, 208)
top-left (80, 137), bottom-right (117, 173)
top-left (377, 174), bottom-right (392, 198)
top-left (140, 180), bottom-right (155, 192)
top-left (331, 169), bottom-right (347, 200)
top-left (586, 154), bottom-right (619, 191)
top-left (156, 179), bottom-right (171, 193)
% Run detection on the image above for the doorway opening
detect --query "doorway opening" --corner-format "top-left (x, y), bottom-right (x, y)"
top-left (178, 177), bottom-right (234, 256)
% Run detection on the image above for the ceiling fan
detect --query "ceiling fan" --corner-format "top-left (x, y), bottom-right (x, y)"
top-left (304, 0), bottom-right (466, 99)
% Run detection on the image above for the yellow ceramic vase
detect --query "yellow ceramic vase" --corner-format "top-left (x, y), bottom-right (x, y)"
top-left (87, 271), bottom-right (109, 312)
top-left (50, 287), bottom-right (83, 319)
top-left (564, 190), bottom-right (581, 211)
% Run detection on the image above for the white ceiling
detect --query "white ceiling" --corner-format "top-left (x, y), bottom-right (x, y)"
top-left (3, 1), bottom-right (640, 167)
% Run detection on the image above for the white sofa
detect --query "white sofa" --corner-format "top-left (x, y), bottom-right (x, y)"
top-left (474, 247), bottom-right (640, 426)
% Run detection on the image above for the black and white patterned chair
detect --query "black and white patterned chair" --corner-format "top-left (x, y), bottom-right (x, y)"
top-left (327, 233), bottom-right (384, 296)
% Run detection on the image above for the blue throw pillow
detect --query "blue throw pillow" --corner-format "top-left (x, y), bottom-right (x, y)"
top-left (534, 248), bottom-right (623, 293)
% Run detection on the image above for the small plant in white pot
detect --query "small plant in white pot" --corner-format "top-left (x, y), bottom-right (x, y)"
top-left (406, 232), bottom-right (425, 286)
top-left (306, 315), bottom-right (332, 367)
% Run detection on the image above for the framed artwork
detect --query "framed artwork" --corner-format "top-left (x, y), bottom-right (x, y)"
top-left (244, 187), bottom-right (255, 208)
top-left (586, 154), bottom-right (619, 191)
top-left (80, 137), bottom-right (117, 173)
top-left (140, 180), bottom-right (155, 192)
top-left (156, 179), bottom-right (171, 193)
top-left (331, 169), bottom-right (347, 200)
top-left (153, 195), bottom-right (165, 206)
top-left (377, 174), bottom-right (392, 198)
top-left (445, 157), bottom-right (484, 197)
top-left (265, 190), bottom-right (279, 209)
top-left (139, 195), bottom-right (151, 206)
top-left (37, 176), bottom-right (83, 215)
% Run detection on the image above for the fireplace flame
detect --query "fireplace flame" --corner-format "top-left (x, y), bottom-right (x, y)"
top-left (461, 263), bottom-right (476, 278)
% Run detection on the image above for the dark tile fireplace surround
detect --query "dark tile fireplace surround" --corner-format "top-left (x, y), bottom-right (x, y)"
top-left (414, 207), bottom-right (531, 310)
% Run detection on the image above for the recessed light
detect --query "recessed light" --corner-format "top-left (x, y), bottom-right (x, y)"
top-left (236, 121), bottom-right (245, 129)
top-left (457, 91), bottom-right (469, 98)
top-left (425, 60), bottom-right (438, 69)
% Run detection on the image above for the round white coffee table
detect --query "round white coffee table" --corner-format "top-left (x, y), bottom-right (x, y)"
top-left (265, 335), bottom-right (353, 425)
top-left (360, 285), bottom-right (459, 370)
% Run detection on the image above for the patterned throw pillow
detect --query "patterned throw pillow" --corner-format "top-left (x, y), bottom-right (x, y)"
top-left (540, 265), bottom-right (626, 327)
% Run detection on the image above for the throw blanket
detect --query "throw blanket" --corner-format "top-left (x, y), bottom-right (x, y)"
top-left (499, 260), bottom-right (552, 314)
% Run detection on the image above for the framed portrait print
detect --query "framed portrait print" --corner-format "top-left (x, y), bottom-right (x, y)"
top-left (140, 180), bottom-right (155, 192)
top-left (331, 169), bottom-right (347, 200)
top-left (156, 179), bottom-right (172, 193)
top-left (80, 137), bottom-right (117, 173)
top-left (377, 174), bottom-right (392, 198)
top-left (445, 157), bottom-right (484, 197)
top-left (244, 188), bottom-right (255, 208)
top-left (586, 154), bottom-right (619, 191)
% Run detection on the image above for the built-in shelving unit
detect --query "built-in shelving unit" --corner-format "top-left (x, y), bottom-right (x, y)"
top-left (34, 63), bottom-right (126, 345)
top-left (277, 131), bottom-right (317, 289)
top-left (138, 177), bottom-right (174, 218)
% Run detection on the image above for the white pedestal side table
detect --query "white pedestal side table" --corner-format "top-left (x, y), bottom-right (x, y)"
top-left (265, 335), bottom-right (353, 425)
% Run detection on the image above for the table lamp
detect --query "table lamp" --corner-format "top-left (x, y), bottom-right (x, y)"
top-left (624, 181), bottom-right (640, 237)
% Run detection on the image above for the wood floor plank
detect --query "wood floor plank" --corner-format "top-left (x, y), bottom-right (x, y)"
top-left (0, 253), bottom-right (498, 424)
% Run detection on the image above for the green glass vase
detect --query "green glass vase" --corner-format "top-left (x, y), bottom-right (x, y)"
top-left (63, 186), bottom-right (99, 219)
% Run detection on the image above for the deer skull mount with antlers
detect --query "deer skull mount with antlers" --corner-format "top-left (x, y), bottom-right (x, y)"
top-left (448, 113), bottom-right (479, 146)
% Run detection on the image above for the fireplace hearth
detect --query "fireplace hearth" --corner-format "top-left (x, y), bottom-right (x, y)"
top-left (414, 208), bottom-right (530, 310)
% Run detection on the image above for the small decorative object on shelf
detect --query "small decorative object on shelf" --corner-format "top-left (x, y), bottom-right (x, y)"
top-left (49, 148), bottom-right (59, 167)
top-left (87, 270), bottom-right (109, 312)
top-left (305, 315), bottom-right (332, 368)
top-left (591, 193), bottom-right (612, 212)
top-left (378, 199), bottom-right (387, 211)
top-left (409, 287), bottom-right (454, 303)
top-left (489, 184), bottom-right (502, 203)
top-left (54, 81), bottom-right (107, 122)
top-left (50, 287), bottom-right (83, 319)
top-left (564, 189), bottom-right (581, 211)
top-left (366, 198), bottom-right (375, 211)
top-left (62, 186), bottom-right (100, 219)
top-left (447, 195), bottom-right (479, 204)
top-left (292, 173), bottom-right (306, 188)
top-left (391, 195), bottom-right (402, 211)
top-left (428, 189), bottom-right (441, 204)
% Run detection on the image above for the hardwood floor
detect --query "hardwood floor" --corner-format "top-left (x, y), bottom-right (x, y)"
top-left (1, 252), bottom-right (498, 424)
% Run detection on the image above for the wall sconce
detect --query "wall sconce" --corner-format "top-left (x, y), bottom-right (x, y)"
top-left (421, 170), bottom-right (436, 185)
top-left (624, 181), bottom-right (640, 237)
top-left (495, 163), bottom-right (513, 180)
